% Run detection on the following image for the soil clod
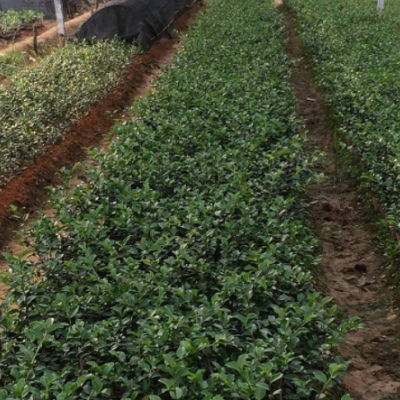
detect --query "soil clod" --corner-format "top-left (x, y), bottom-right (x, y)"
top-left (354, 263), bottom-right (368, 273)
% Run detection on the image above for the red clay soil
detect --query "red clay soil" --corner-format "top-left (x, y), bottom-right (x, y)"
top-left (0, 2), bottom-right (203, 250)
top-left (279, 5), bottom-right (400, 400)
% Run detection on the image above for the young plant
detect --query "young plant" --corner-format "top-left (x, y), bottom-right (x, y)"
top-left (0, 0), bottom-right (358, 399)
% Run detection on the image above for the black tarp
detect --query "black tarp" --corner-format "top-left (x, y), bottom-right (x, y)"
top-left (75, 0), bottom-right (196, 51)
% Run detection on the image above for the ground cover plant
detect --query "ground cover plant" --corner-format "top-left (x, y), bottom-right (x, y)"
top-left (0, 0), bottom-right (358, 398)
top-left (285, 0), bottom-right (400, 248)
top-left (0, 51), bottom-right (27, 79)
top-left (0, 40), bottom-right (138, 186)
top-left (0, 9), bottom-right (43, 37)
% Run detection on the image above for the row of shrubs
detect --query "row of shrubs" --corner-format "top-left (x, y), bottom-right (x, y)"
top-left (0, 9), bottom-right (43, 36)
top-left (0, 0), bottom-right (357, 399)
top-left (285, 0), bottom-right (400, 248)
top-left (0, 40), bottom-right (138, 186)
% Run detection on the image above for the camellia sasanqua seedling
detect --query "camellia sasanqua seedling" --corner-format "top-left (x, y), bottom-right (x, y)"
top-left (0, 0), bottom-right (359, 399)
top-left (0, 39), bottom-right (139, 186)
top-left (0, 9), bottom-right (43, 36)
top-left (285, 0), bottom-right (400, 262)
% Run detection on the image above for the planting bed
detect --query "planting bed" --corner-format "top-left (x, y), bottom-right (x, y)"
top-left (0, 40), bottom-right (139, 185)
top-left (0, 9), bottom-right (43, 40)
top-left (280, 0), bottom-right (400, 399)
top-left (285, 0), bottom-right (400, 251)
top-left (0, 3), bottom-right (201, 248)
top-left (0, 13), bottom-right (92, 82)
top-left (0, 0), bottom-right (358, 399)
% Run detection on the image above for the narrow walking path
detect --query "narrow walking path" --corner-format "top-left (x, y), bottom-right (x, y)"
top-left (278, 5), bottom-right (400, 400)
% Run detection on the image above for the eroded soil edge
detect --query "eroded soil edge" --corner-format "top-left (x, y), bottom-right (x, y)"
top-left (279, 6), bottom-right (400, 400)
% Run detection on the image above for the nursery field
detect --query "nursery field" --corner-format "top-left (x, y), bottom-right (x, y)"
top-left (0, 9), bottom-right (43, 38)
top-left (1, 0), bottom-right (400, 399)
top-left (0, 40), bottom-right (138, 185)
top-left (282, 0), bottom-right (400, 398)
top-left (0, 0), bottom-right (359, 399)
top-left (286, 0), bottom-right (400, 244)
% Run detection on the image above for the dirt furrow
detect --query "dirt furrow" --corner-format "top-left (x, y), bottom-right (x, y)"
top-left (0, 2), bottom-right (203, 299)
top-left (279, 5), bottom-right (400, 400)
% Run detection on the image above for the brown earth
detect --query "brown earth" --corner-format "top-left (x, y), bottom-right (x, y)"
top-left (0, 20), bottom-right (53, 50)
top-left (4, 5), bottom-right (396, 400)
top-left (0, 2), bottom-right (203, 299)
top-left (278, 4), bottom-right (400, 400)
top-left (0, 13), bottom-right (91, 86)
top-left (0, 12), bottom-right (90, 59)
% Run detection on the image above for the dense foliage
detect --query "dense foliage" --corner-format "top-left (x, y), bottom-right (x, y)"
top-left (0, 9), bottom-right (43, 36)
top-left (0, 0), bottom-right (358, 399)
top-left (0, 40), bottom-right (138, 186)
top-left (285, 0), bottom-right (400, 236)
top-left (0, 51), bottom-right (27, 80)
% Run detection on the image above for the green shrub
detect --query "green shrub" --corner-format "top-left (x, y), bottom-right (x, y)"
top-left (0, 9), bottom-right (43, 35)
top-left (0, 40), bottom-right (138, 185)
top-left (0, 0), bottom-right (358, 399)
top-left (285, 0), bottom-right (400, 237)
top-left (0, 51), bottom-right (27, 79)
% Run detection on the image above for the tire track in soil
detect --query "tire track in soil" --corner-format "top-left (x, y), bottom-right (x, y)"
top-left (0, 2), bottom-right (203, 299)
top-left (279, 5), bottom-right (400, 400)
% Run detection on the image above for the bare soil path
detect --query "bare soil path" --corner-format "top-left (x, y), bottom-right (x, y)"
top-left (279, 5), bottom-right (400, 400)
top-left (0, 13), bottom-right (90, 58)
top-left (0, 2), bottom-right (203, 299)
top-left (0, 20), bottom-right (53, 50)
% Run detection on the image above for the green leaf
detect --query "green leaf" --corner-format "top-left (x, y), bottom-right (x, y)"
top-left (15, 378), bottom-right (25, 394)
top-left (255, 382), bottom-right (269, 400)
top-left (92, 376), bottom-right (103, 394)
top-left (270, 373), bottom-right (283, 383)
top-left (67, 305), bottom-right (80, 319)
top-left (225, 361), bottom-right (240, 372)
top-left (175, 388), bottom-right (183, 399)
top-left (163, 354), bottom-right (175, 366)
top-left (159, 378), bottom-right (173, 389)
top-left (103, 362), bottom-right (114, 375)
top-left (313, 371), bottom-right (327, 383)
top-left (176, 347), bottom-right (185, 358)
top-left (238, 354), bottom-right (248, 369)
